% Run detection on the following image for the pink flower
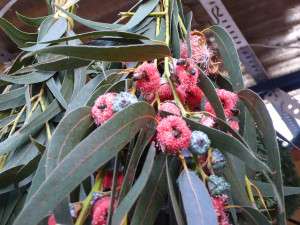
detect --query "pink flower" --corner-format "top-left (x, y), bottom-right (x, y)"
top-left (101, 171), bottom-right (124, 190)
top-left (48, 215), bottom-right (56, 225)
top-left (144, 83), bottom-right (186, 104)
top-left (92, 93), bottom-right (117, 126)
top-left (156, 115), bottom-right (191, 154)
top-left (92, 197), bottom-right (117, 225)
top-left (134, 62), bottom-right (160, 94)
top-left (202, 116), bottom-right (214, 128)
top-left (205, 89), bottom-right (239, 118)
top-left (211, 195), bottom-right (230, 225)
top-left (184, 85), bottom-right (204, 109)
top-left (180, 34), bottom-right (214, 70)
top-left (160, 101), bottom-right (181, 116)
top-left (175, 61), bottom-right (199, 91)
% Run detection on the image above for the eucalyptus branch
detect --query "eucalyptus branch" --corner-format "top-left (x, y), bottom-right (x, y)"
top-left (39, 98), bottom-right (52, 141)
top-left (119, 12), bottom-right (166, 17)
top-left (245, 175), bottom-right (258, 209)
top-left (193, 154), bottom-right (208, 183)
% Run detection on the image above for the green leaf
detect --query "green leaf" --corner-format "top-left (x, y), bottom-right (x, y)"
top-left (171, 2), bottom-right (181, 58)
top-left (52, 198), bottom-right (74, 225)
top-left (0, 17), bottom-right (37, 47)
top-left (5, 191), bottom-right (28, 225)
top-left (166, 159), bottom-right (185, 225)
top-left (7, 52), bottom-right (34, 74)
top-left (182, 116), bottom-right (269, 171)
top-left (29, 136), bottom-right (46, 154)
top-left (22, 17), bottom-right (67, 51)
top-left (86, 84), bottom-right (112, 107)
top-left (25, 85), bottom-right (31, 120)
top-left (131, 154), bottom-right (181, 225)
top-left (0, 71), bottom-right (56, 86)
top-left (251, 180), bottom-right (300, 197)
top-left (210, 25), bottom-right (244, 91)
top-left (54, 5), bottom-right (122, 31)
top-left (14, 153), bottom-right (42, 192)
top-left (37, 16), bottom-right (55, 42)
top-left (118, 124), bottom-right (155, 203)
top-left (16, 12), bottom-right (47, 27)
top-left (215, 73), bottom-right (233, 91)
top-left (119, 0), bottom-right (159, 31)
top-left (106, 79), bottom-right (133, 93)
top-left (30, 56), bottom-right (91, 71)
top-left (37, 31), bottom-right (150, 45)
top-left (0, 189), bottom-right (26, 225)
top-left (179, 170), bottom-right (218, 225)
top-left (66, 70), bottom-right (122, 114)
top-left (237, 89), bottom-right (285, 223)
top-left (0, 86), bottom-right (26, 110)
top-left (23, 43), bottom-right (171, 62)
top-left (71, 66), bottom-right (88, 102)
top-left (46, 107), bottom-right (93, 176)
top-left (238, 206), bottom-right (271, 225)
top-left (112, 143), bottom-right (155, 225)
top-left (13, 102), bottom-right (155, 225)
top-left (0, 74), bottom-right (73, 156)
top-left (25, 150), bottom-right (47, 205)
top-left (46, 77), bottom-right (68, 109)
top-left (184, 12), bottom-right (192, 57)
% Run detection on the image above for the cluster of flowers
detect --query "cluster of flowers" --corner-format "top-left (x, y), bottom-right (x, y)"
top-left (48, 30), bottom-right (240, 225)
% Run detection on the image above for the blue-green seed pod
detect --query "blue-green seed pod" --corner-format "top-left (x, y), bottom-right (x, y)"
top-left (113, 92), bottom-right (138, 113)
top-left (212, 149), bottom-right (227, 176)
top-left (188, 130), bottom-right (211, 155)
top-left (208, 175), bottom-right (230, 196)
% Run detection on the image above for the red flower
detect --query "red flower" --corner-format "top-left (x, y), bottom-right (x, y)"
top-left (91, 93), bottom-right (117, 126)
top-left (92, 197), bottom-right (117, 225)
top-left (156, 115), bottom-right (191, 154)
top-left (205, 89), bottom-right (239, 118)
top-left (48, 215), bottom-right (56, 225)
top-left (175, 62), bottom-right (199, 91)
top-left (160, 101), bottom-right (181, 116)
top-left (211, 195), bottom-right (230, 225)
top-left (202, 116), bottom-right (214, 128)
top-left (101, 171), bottom-right (124, 190)
top-left (144, 83), bottom-right (186, 104)
top-left (184, 85), bottom-right (204, 109)
top-left (134, 62), bottom-right (160, 94)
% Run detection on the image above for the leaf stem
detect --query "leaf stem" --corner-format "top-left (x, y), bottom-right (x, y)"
top-left (178, 15), bottom-right (187, 36)
top-left (0, 104), bottom-right (27, 170)
top-left (119, 11), bottom-right (166, 17)
top-left (75, 167), bottom-right (106, 225)
top-left (245, 175), bottom-right (258, 209)
top-left (39, 98), bottom-right (52, 141)
top-left (192, 154), bottom-right (208, 183)
top-left (28, 84), bottom-right (45, 118)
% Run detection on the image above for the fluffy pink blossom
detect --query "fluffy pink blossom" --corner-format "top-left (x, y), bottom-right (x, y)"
top-left (92, 197), bottom-right (117, 225)
top-left (160, 101), bottom-right (181, 116)
top-left (205, 89), bottom-right (239, 118)
top-left (180, 34), bottom-right (214, 69)
top-left (175, 62), bottom-right (199, 91)
top-left (92, 93), bottom-right (117, 126)
top-left (184, 85), bottom-right (204, 109)
top-left (211, 195), bottom-right (230, 225)
top-left (134, 62), bottom-right (160, 94)
top-left (156, 115), bottom-right (191, 154)
top-left (202, 116), bottom-right (214, 128)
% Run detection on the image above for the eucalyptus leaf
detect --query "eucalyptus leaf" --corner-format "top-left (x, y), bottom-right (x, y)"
top-left (0, 18), bottom-right (37, 47)
top-left (179, 170), bottom-right (218, 225)
top-left (16, 12), bottom-right (47, 27)
top-left (13, 102), bottom-right (155, 225)
top-left (0, 86), bottom-right (26, 110)
top-left (23, 43), bottom-right (171, 62)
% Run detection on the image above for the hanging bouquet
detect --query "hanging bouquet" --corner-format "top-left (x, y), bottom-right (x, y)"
top-left (0, 0), bottom-right (299, 224)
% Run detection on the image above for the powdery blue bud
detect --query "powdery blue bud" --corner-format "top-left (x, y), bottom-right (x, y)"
top-left (208, 175), bottom-right (230, 197)
top-left (188, 130), bottom-right (211, 155)
top-left (113, 92), bottom-right (138, 113)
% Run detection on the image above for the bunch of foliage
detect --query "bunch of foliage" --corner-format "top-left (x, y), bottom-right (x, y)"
top-left (0, 0), bottom-right (299, 224)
